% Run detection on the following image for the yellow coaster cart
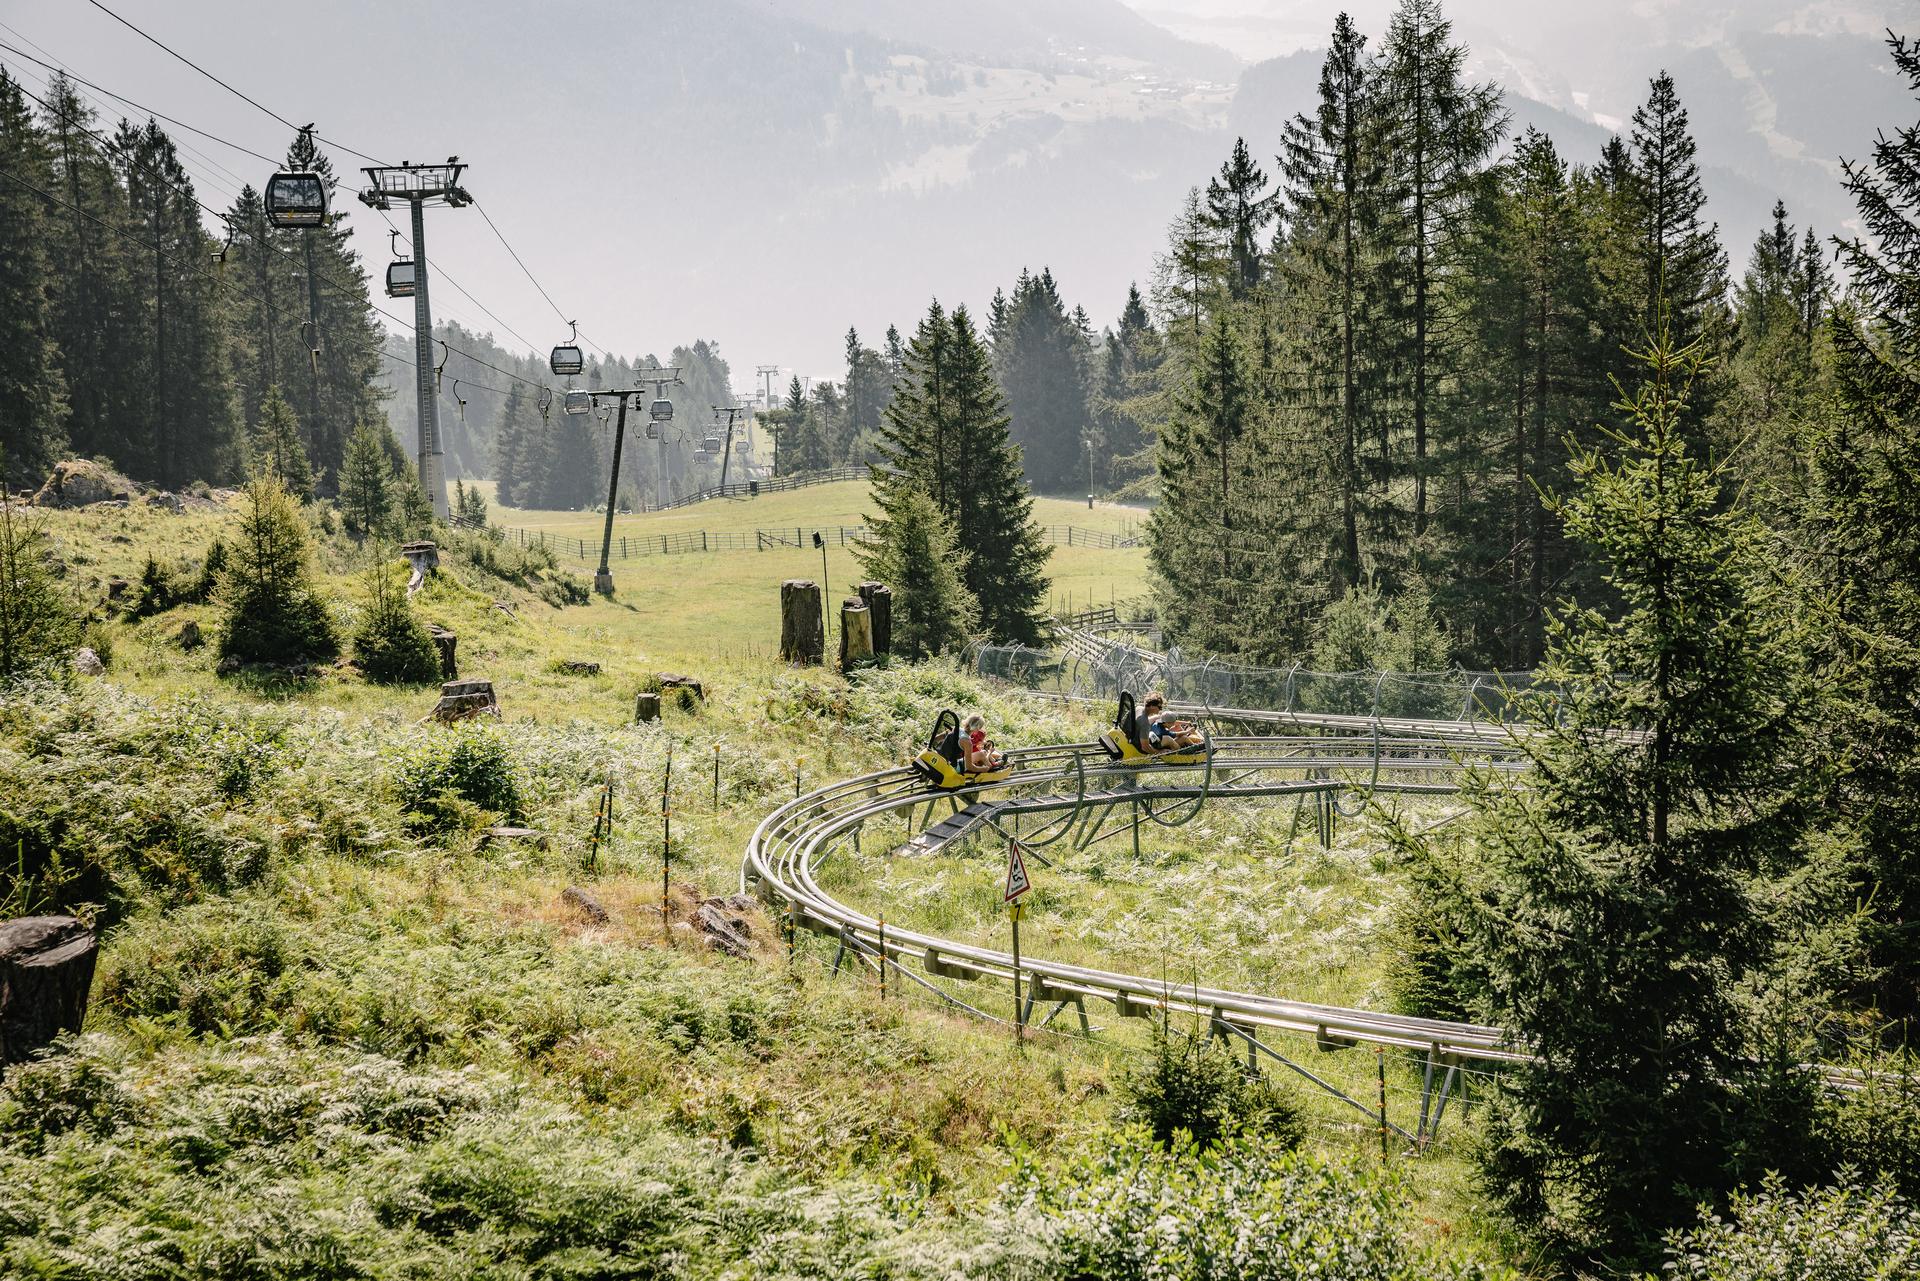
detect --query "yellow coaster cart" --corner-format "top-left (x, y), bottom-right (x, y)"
top-left (1098, 690), bottom-right (1211, 767)
top-left (911, 709), bottom-right (1013, 791)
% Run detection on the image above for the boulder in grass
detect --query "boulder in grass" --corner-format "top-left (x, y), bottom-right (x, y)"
top-left (31, 459), bottom-right (134, 509)
top-left (73, 648), bottom-right (104, 676)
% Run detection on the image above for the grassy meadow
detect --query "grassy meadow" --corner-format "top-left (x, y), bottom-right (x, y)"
top-left (0, 482), bottom-right (1529, 1279)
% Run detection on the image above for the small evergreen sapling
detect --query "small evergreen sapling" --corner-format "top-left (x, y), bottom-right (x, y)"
top-left (854, 485), bottom-right (979, 660)
top-left (0, 489), bottom-right (74, 683)
top-left (217, 475), bottom-right (338, 665)
top-left (353, 554), bottom-right (441, 684)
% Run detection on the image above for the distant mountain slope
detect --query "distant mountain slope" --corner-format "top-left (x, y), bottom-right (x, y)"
top-left (779, 0), bottom-right (1242, 80)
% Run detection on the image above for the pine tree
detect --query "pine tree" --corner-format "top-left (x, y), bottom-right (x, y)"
top-left (875, 300), bottom-right (1051, 645)
top-left (999, 268), bottom-right (1094, 492)
top-left (1626, 73), bottom-right (1729, 354)
top-left (1437, 128), bottom-right (1605, 665)
top-left (1723, 201), bottom-right (1823, 514)
top-left (1378, 0), bottom-right (1505, 534)
top-left (1415, 337), bottom-right (1819, 1260)
top-left (856, 485), bottom-right (979, 659)
top-left (1152, 187), bottom-right (1227, 356)
top-left (0, 484), bottom-right (74, 684)
top-left (1203, 137), bottom-right (1278, 300)
top-left (1276, 12), bottom-right (1395, 595)
top-left (338, 420), bottom-right (394, 537)
top-left (353, 552), bottom-right (441, 684)
top-left (1092, 284), bottom-right (1164, 491)
top-left (218, 475), bottom-right (338, 664)
top-left (1808, 31), bottom-right (1920, 1025)
top-left (250, 385), bottom-right (312, 496)
top-left (0, 70), bottom-right (68, 483)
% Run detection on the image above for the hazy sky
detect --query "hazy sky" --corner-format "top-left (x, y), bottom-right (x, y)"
top-left (1, 0), bottom-right (1907, 387)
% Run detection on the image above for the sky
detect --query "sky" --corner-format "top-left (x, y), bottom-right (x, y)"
top-left (0, 0), bottom-right (1908, 388)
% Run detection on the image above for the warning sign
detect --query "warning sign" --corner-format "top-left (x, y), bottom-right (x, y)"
top-left (1004, 839), bottom-right (1032, 902)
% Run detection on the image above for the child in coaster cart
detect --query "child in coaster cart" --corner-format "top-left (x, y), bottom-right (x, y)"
top-left (963, 713), bottom-right (1005, 772)
top-left (1142, 692), bottom-right (1204, 751)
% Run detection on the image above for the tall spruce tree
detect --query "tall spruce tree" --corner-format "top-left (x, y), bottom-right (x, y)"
top-left (250, 385), bottom-right (312, 496)
top-left (1413, 337), bottom-right (1819, 1261)
top-left (1378, 0), bottom-right (1505, 534)
top-left (1622, 73), bottom-right (1729, 366)
top-left (338, 419), bottom-right (394, 537)
top-left (1808, 31), bottom-right (1920, 1026)
top-left (1203, 137), bottom-right (1278, 301)
top-left (0, 70), bottom-right (68, 482)
top-left (1437, 128), bottom-right (1605, 665)
top-left (874, 300), bottom-right (1051, 644)
top-left (856, 485), bottom-right (979, 659)
top-left (1723, 201), bottom-right (1825, 514)
top-left (1092, 284), bottom-right (1164, 492)
top-left (1152, 187), bottom-right (1227, 357)
top-left (1276, 12), bottom-right (1395, 596)
top-left (998, 268), bottom-right (1093, 493)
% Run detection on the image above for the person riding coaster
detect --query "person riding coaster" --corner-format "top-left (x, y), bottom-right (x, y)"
top-left (1098, 690), bottom-right (1210, 766)
top-left (911, 709), bottom-right (1013, 790)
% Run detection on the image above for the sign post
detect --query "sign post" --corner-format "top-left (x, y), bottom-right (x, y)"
top-left (1005, 838), bottom-right (1032, 1041)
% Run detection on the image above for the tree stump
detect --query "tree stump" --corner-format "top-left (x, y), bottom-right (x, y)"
top-left (779, 580), bottom-right (824, 665)
top-left (401, 541), bottom-right (439, 596)
top-left (1, 916), bottom-right (98, 1067)
top-left (425, 678), bottom-right (498, 722)
top-left (635, 691), bottom-right (661, 723)
top-left (428, 626), bottom-right (457, 679)
top-left (856, 582), bottom-right (892, 658)
top-left (840, 598), bottom-right (875, 671)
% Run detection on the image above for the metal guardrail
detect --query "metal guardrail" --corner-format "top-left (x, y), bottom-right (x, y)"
top-left (741, 720), bottom-right (1870, 1128)
top-left (450, 520), bottom-right (1142, 562)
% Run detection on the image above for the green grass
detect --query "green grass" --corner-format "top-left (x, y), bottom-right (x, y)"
top-left (478, 479), bottom-right (1155, 637)
top-left (0, 494), bottom-right (1530, 1279)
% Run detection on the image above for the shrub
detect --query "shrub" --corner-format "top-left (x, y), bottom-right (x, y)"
top-left (394, 729), bottom-right (523, 827)
top-left (128, 554), bottom-right (185, 617)
top-left (1116, 1024), bottom-right (1304, 1151)
top-left (0, 493), bottom-right (74, 684)
top-left (193, 537), bottom-right (228, 602)
top-left (217, 476), bottom-right (338, 665)
top-left (1663, 1173), bottom-right (1920, 1280)
top-left (0, 1037), bottom-right (138, 1155)
top-left (353, 555), bottom-right (441, 684)
top-left (1010, 1131), bottom-right (1504, 1280)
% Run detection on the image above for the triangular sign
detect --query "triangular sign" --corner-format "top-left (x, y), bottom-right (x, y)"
top-left (1004, 839), bottom-right (1032, 902)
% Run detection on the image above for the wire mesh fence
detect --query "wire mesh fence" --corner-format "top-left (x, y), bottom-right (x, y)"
top-left (978, 631), bottom-right (1547, 724)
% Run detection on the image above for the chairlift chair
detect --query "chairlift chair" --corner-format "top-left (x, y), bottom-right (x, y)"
top-left (563, 390), bottom-right (592, 415)
top-left (264, 171), bottom-right (328, 229)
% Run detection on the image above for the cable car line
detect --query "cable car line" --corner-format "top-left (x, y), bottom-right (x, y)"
top-left (3, 34), bottom-right (606, 399)
top-left (0, 160), bottom-right (529, 403)
top-left (473, 198), bottom-right (610, 357)
top-left (0, 70), bottom-right (551, 403)
top-left (80, 0), bottom-right (388, 166)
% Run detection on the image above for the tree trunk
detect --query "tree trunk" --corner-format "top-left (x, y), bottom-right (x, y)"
top-left (856, 582), bottom-right (892, 657)
top-left (1, 916), bottom-right (97, 1067)
top-left (840, 598), bottom-right (874, 671)
top-left (780, 579), bottom-right (824, 665)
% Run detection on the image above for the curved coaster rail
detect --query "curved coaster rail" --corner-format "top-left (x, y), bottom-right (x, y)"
top-left (741, 716), bottom-right (1867, 1142)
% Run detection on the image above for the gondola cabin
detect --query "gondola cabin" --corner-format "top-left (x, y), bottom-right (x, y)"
top-left (644, 422), bottom-right (659, 440)
top-left (549, 345), bottom-right (583, 376)
top-left (265, 172), bottom-right (327, 229)
top-left (702, 434), bottom-right (722, 453)
top-left (563, 390), bottom-right (592, 415)
top-left (385, 260), bottom-right (415, 298)
top-left (649, 398), bottom-right (674, 422)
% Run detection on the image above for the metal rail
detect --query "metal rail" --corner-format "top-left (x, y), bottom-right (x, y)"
top-left (740, 718), bottom-right (1863, 1108)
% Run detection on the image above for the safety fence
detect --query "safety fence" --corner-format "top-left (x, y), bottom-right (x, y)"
top-left (979, 631), bottom-right (1546, 724)
top-left (651, 464), bottom-right (872, 510)
top-left (454, 519), bottom-right (1141, 562)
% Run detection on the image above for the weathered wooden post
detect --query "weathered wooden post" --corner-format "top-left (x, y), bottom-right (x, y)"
top-left (779, 579), bottom-right (824, 665)
top-left (635, 691), bottom-right (661, 723)
top-left (1, 916), bottom-right (98, 1067)
top-left (839, 597), bottom-right (874, 671)
top-left (428, 625), bottom-right (457, 679)
top-left (856, 582), bottom-right (892, 658)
